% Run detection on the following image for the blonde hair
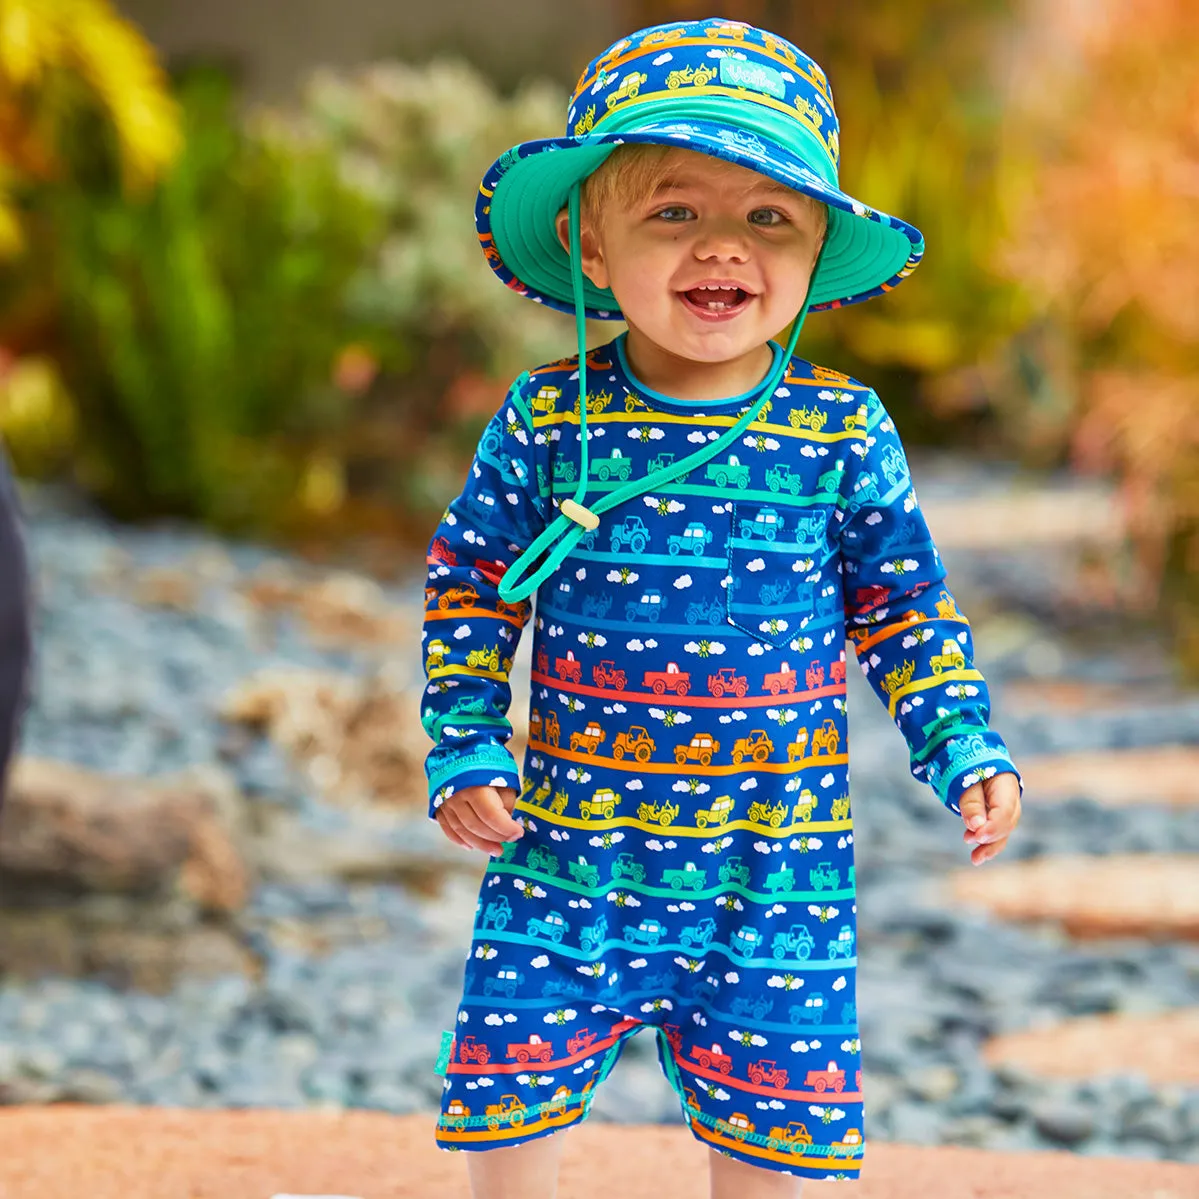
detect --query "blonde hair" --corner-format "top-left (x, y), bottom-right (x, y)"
top-left (576, 142), bottom-right (829, 246)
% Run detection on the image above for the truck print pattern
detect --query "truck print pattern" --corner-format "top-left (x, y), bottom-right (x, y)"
top-left (421, 330), bottom-right (1020, 1181)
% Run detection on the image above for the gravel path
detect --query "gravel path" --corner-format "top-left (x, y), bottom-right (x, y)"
top-left (1, 471), bottom-right (1197, 1163)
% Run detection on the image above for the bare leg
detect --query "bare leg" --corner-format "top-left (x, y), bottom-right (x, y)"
top-left (709, 1147), bottom-right (804, 1199)
top-left (465, 1127), bottom-right (570, 1199)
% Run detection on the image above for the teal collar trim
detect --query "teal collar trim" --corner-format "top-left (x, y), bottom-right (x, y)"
top-left (614, 332), bottom-right (784, 411)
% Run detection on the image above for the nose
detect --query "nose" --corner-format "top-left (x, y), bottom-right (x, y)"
top-left (690, 213), bottom-right (751, 262)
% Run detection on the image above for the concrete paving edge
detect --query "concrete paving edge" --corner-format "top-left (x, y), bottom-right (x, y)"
top-left (0, 1106), bottom-right (1194, 1198)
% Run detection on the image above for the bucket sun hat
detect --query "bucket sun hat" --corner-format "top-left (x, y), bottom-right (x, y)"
top-left (479, 16), bottom-right (925, 603)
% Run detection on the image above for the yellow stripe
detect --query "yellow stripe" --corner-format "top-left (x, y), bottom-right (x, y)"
top-left (532, 408), bottom-right (867, 447)
top-left (887, 669), bottom-right (983, 719)
top-left (514, 804), bottom-right (851, 838)
top-left (429, 664), bottom-right (508, 682)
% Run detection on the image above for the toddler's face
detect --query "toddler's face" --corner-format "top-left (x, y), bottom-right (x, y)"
top-left (558, 148), bottom-right (826, 372)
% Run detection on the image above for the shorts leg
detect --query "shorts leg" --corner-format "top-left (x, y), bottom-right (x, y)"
top-left (433, 1002), bottom-right (643, 1152)
top-left (656, 1001), bottom-right (866, 1182)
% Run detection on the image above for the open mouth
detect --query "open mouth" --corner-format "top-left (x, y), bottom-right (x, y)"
top-left (678, 286), bottom-right (753, 318)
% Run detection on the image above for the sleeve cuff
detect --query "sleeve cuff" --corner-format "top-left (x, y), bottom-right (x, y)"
top-left (921, 731), bottom-right (1023, 815)
top-left (427, 751), bottom-right (523, 822)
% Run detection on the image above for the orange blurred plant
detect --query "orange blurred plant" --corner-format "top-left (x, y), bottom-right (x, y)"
top-left (996, 0), bottom-right (1199, 673)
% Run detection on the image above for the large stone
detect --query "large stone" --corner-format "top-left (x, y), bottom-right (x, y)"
top-left (219, 667), bottom-right (433, 811)
top-left (1015, 746), bottom-right (1199, 807)
top-left (0, 758), bottom-right (250, 913)
top-left (947, 854), bottom-right (1199, 939)
top-left (982, 1009), bottom-right (1199, 1088)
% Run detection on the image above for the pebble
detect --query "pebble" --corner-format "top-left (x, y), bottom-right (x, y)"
top-left (0, 478), bottom-right (1195, 1162)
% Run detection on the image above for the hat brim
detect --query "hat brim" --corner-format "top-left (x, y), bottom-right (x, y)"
top-left (477, 123), bottom-right (924, 319)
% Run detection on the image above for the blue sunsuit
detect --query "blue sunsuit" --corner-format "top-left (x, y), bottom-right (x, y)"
top-left (420, 331), bottom-right (1020, 1180)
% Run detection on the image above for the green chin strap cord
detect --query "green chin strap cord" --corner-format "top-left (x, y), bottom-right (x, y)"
top-left (497, 175), bottom-right (827, 606)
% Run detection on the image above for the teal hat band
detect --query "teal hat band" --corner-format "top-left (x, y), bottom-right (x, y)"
top-left (496, 180), bottom-right (823, 605)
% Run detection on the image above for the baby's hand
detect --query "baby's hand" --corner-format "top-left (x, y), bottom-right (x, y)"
top-left (959, 771), bottom-right (1022, 866)
top-left (435, 785), bottom-right (524, 857)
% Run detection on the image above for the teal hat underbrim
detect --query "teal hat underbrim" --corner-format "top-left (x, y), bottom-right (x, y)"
top-left (478, 113), bottom-right (924, 318)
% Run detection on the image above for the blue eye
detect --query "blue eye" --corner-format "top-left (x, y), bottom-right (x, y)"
top-left (749, 208), bottom-right (787, 226)
top-left (656, 206), bottom-right (692, 221)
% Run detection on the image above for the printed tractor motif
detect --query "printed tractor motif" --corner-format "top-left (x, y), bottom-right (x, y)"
top-left (675, 732), bottom-right (719, 765)
top-left (606, 71), bottom-right (647, 109)
top-left (691, 1043), bottom-right (733, 1073)
top-left (668, 522), bottom-right (713, 556)
top-left (507, 1034), bottom-right (554, 1064)
top-left (526, 846), bottom-right (560, 875)
top-left (569, 721), bottom-right (606, 753)
top-left (554, 650), bottom-right (582, 682)
top-left (739, 507), bottom-right (784, 541)
top-left (680, 916), bottom-right (717, 949)
top-left (705, 454), bottom-right (749, 487)
top-left (786, 727), bottom-right (810, 762)
top-left (730, 926), bottom-right (764, 958)
top-left (747, 798), bottom-right (788, 828)
top-left (438, 583), bottom-right (478, 610)
top-left (444, 1097), bottom-right (470, 1130)
top-left (764, 864), bottom-right (795, 894)
top-left (484, 968), bottom-right (525, 998)
top-left (626, 588), bottom-right (664, 621)
top-left (567, 856), bottom-right (599, 887)
top-left (624, 917), bottom-right (666, 946)
top-left (765, 463), bottom-right (803, 494)
top-left (612, 725), bottom-right (655, 762)
top-left (708, 667), bottom-right (748, 698)
top-left (930, 638), bottom-right (966, 674)
top-left (758, 578), bottom-right (791, 605)
top-left (581, 593), bottom-right (613, 618)
top-left (579, 913), bottom-right (608, 952)
top-left (805, 1060), bottom-right (847, 1092)
top-left (788, 405), bottom-right (828, 431)
top-left (732, 729), bottom-right (773, 764)
top-left (480, 895), bottom-right (512, 931)
top-left (661, 861), bottom-right (707, 890)
top-left (593, 659), bottom-right (627, 689)
top-left (611, 852), bottom-right (646, 882)
top-left (718, 855), bottom-right (750, 885)
top-left (696, 794), bottom-right (735, 828)
top-left (789, 993), bottom-right (826, 1024)
top-left (485, 1095), bottom-right (526, 1130)
top-left (767, 1121), bottom-right (814, 1152)
top-left (828, 924), bottom-right (856, 958)
top-left (810, 861), bottom-right (840, 890)
top-left (791, 787), bottom-right (819, 821)
top-left (611, 516), bottom-right (649, 554)
top-left (748, 1059), bottom-right (790, 1089)
top-left (687, 595), bottom-right (726, 625)
top-left (811, 718), bottom-right (840, 754)
top-left (644, 662), bottom-right (691, 695)
top-left (882, 659), bottom-right (915, 695)
top-left (636, 799), bottom-right (680, 827)
top-left (459, 1034), bottom-right (491, 1065)
top-left (772, 923), bottom-right (815, 960)
top-left (466, 646), bottom-right (500, 671)
top-left (567, 1027), bottom-right (598, 1054)
top-left (591, 446), bottom-right (633, 481)
top-left (527, 910), bottom-right (570, 942)
top-left (805, 660), bottom-right (825, 688)
top-left (730, 993), bottom-right (774, 1020)
top-left (665, 63), bottom-right (717, 88)
top-left (425, 638), bottom-right (449, 668)
top-left (580, 788), bottom-right (621, 819)
top-left (764, 662), bottom-right (797, 695)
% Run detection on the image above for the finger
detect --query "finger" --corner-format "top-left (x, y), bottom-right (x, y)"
top-left (452, 804), bottom-right (508, 855)
top-left (471, 788), bottom-right (524, 839)
top-left (436, 809), bottom-right (471, 852)
top-left (958, 782), bottom-right (988, 832)
top-left (970, 833), bottom-right (1009, 865)
top-left (497, 786), bottom-right (518, 814)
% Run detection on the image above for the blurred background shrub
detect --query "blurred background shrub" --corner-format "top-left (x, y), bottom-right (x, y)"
top-left (0, 0), bottom-right (1195, 673)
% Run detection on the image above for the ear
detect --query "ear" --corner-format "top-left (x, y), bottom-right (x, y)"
top-left (555, 207), bottom-right (610, 291)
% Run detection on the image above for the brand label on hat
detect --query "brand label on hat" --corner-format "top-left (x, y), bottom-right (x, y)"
top-left (719, 58), bottom-right (786, 101)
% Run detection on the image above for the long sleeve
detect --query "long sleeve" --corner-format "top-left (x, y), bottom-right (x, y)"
top-left (420, 371), bottom-right (546, 820)
top-left (834, 389), bottom-right (1022, 815)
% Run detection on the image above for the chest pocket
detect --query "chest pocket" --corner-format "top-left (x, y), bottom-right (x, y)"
top-left (726, 500), bottom-right (832, 648)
